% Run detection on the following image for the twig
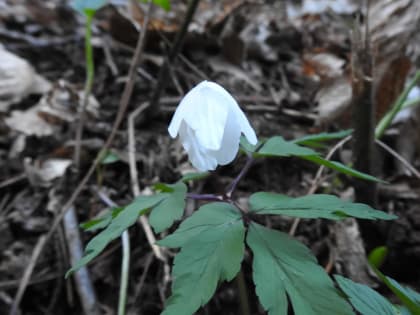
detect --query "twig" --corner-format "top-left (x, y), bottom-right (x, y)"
top-left (148, 0), bottom-right (201, 114)
top-left (375, 139), bottom-right (420, 179)
top-left (68, 12), bottom-right (100, 315)
top-left (351, 10), bottom-right (377, 206)
top-left (289, 136), bottom-right (352, 236)
top-left (118, 230), bottom-right (130, 315)
top-left (118, 231), bottom-right (130, 315)
top-left (131, 253), bottom-right (154, 304)
top-left (93, 189), bottom-right (131, 315)
top-left (12, 3), bottom-right (154, 312)
top-left (63, 207), bottom-right (100, 315)
top-left (9, 235), bottom-right (46, 315)
top-left (0, 173), bottom-right (27, 189)
top-left (127, 102), bottom-right (169, 273)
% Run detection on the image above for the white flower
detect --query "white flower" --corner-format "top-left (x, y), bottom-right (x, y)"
top-left (168, 81), bottom-right (258, 171)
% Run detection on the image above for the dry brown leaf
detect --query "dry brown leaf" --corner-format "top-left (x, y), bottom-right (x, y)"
top-left (5, 80), bottom-right (99, 136)
top-left (0, 46), bottom-right (51, 112)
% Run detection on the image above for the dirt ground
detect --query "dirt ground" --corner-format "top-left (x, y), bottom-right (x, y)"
top-left (0, 0), bottom-right (420, 314)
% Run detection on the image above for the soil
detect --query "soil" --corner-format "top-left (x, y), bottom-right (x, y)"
top-left (0, 0), bottom-right (419, 314)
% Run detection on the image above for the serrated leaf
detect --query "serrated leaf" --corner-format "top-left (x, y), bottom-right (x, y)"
top-left (158, 202), bottom-right (245, 315)
top-left (256, 136), bottom-right (318, 157)
top-left (249, 192), bottom-right (397, 220)
top-left (256, 135), bottom-right (382, 182)
top-left (293, 130), bottom-right (352, 147)
top-left (247, 223), bottom-right (355, 315)
top-left (302, 155), bottom-right (384, 182)
top-left (149, 182), bottom-right (187, 233)
top-left (66, 194), bottom-right (165, 277)
top-left (72, 0), bottom-right (107, 15)
top-left (335, 275), bottom-right (397, 315)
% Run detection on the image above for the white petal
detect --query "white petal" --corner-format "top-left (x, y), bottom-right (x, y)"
top-left (179, 122), bottom-right (217, 171)
top-left (204, 81), bottom-right (258, 145)
top-left (236, 109), bottom-right (258, 145)
top-left (183, 82), bottom-right (228, 150)
top-left (209, 110), bottom-right (241, 165)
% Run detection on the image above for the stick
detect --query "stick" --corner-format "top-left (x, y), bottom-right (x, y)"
top-left (11, 3), bottom-right (154, 312)
top-left (148, 0), bottom-right (201, 114)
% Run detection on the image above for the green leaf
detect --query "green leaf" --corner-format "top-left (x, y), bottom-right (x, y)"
top-left (256, 136), bottom-right (318, 157)
top-left (66, 194), bottom-right (166, 277)
top-left (368, 246), bottom-right (389, 269)
top-left (255, 135), bottom-right (383, 182)
top-left (100, 151), bottom-right (120, 165)
top-left (240, 135), bottom-right (260, 153)
top-left (368, 262), bottom-right (420, 314)
top-left (396, 305), bottom-right (413, 315)
top-left (149, 182), bottom-right (187, 233)
top-left (139, 0), bottom-right (171, 11)
top-left (293, 130), bottom-right (352, 147)
top-left (158, 202), bottom-right (245, 315)
top-left (80, 207), bottom-right (123, 231)
top-left (180, 171), bottom-right (210, 183)
top-left (249, 192), bottom-right (397, 220)
top-left (247, 223), bottom-right (354, 315)
top-left (301, 155), bottom-right (384, 183)
top-left (383, 276), bottom-right (420, 314)
top-left (335, 275), bottom-right (397, 315)
top-left (72, 0), bottom-right (107, 15)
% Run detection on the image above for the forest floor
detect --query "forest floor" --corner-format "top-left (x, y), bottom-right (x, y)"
top-left (0, 0), bottom-right (420, 314)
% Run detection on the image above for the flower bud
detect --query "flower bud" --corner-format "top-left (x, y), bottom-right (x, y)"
top-left (168, 81), bottom-right (257, 171)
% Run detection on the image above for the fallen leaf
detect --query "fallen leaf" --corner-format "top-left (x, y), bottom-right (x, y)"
top-left (0, 46), bottom-right (51, 112)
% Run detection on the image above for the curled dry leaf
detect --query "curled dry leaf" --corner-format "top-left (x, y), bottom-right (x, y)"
top-left (5, 80), bottom-right (100, 137)
top-left (24, 157), bottom-right (72, 188)
top-left (0, 46), bottom-right (51, 112)
top-left (316, 76), bottom-right (352, 125)
top-left (287, 0), bottom-right (358, 18)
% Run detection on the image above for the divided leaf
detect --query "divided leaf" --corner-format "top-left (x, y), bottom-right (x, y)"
top-left (249, 192), bottom-right (397, 220)
top-left (66, 194), bottom-right (166, 277)
top-left (180, 171), bottom-right (209, 183)
top-left (368, 249), bottom-right (420, 314)
top-left (255, 135), bottom-right (382, 182)
top-left (80, 206), bottom-right (123, 231)
top-left (382, 276), bottom-right (420, 315)
top-left (247, 223), bottom-right (354, 315)
top-left (301, 155), bottom-right (384, 182)
top-left (293, 130), bottom-right (352, 147)
top-left (158, 203), bottom-right (245, 315)
top-left (335, 275), bottom-right (397, 315)
top-left (256, 136), bottom-right (318, 157)
top-left (149, 182), bottom-right (187, 233)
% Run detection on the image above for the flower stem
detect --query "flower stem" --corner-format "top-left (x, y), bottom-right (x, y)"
top-left (186, 193), bottom-right (223, 202)
top-left (226, 154), bottom-right (254, 198)
top-left (74, 12), bottom-right (95, 170)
